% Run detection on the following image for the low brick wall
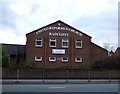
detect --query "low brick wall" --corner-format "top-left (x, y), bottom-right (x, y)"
top-left (2, 68), bottom-right (120, 79)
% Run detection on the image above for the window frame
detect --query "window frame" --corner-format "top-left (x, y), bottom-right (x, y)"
top-left (75, 57), bottom-right (82, 63)
top-left (49, 57), bottom-right (56, 62)
top-left (35, 56), bottom-right (42, 61)
top-left (75, 40), bottom-right (82, 48)
top-left (49, 39), bottom-right (56, 47)
top-left (61, 57), bottom-right (68, 62)
top-left (35, 38), bottom-right (42, 47)
top-left (62, 39), bottom-right (69, 48)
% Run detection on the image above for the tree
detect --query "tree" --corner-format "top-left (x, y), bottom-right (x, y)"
top-left (2, 46), bottom-right (10, 67)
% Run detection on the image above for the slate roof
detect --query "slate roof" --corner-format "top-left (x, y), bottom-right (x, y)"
top-left (2, 44), bottom-right (25, 55)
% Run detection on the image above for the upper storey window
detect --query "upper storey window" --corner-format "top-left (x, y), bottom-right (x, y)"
top-left (75, 40), bottom-right (82, 48)
top-left (62, 39), bottom-right (69, 48)
top-left (35, 38), bottom-right (42, 47)
top-left (49, 39), bottom-right (56, 47)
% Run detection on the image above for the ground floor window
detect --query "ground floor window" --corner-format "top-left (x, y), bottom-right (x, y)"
top-left (61, 57), bottom-right (68, 62)
top-left (35, 56), bottom-right (42, 61)
top-left (75, 57), bottom-right (82, 63)
top-left (49, 57), bottom-right (56, 61)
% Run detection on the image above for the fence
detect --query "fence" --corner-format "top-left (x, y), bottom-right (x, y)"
top-left (2, 68), bottom-right (120, 79)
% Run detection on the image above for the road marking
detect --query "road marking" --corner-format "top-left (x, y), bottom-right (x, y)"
top-left (48, 86), bottom-right (65, 89)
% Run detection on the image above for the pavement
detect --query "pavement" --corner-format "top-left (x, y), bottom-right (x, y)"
top-left (1, 79), bottom-right (119, 84)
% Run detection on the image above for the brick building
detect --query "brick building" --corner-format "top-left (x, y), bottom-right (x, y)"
top-left (114, 47), bottom-right (120, 58)
top-left (2, 44), bottom-right (25, 68)
top-left (26, 20), bottom-right (108, 69)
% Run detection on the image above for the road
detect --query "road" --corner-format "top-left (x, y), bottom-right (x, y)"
top-left (1, 79), bottom-right (120, 94)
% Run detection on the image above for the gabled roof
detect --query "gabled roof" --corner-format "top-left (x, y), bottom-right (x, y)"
top-left (2, 44), bottom-right (25, 55)
top-left (26, 20), bottom-right (92, 38)
top-left (116, 47), bottom-right (120, 50)
top-left (115, 47), bottom-right (120, 53)
top-left (91, 42), bottom-right (108, 52)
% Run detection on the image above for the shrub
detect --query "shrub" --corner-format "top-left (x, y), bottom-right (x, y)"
top-left (23, 62), bottom-right (36, 69)
top-left (91, 56), bottom-right (105, 69)
top-left (91, 56), bottom-right (119, 69)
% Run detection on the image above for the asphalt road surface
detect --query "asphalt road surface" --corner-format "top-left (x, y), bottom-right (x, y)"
top-left (1, 79), bottom-right (120, 94)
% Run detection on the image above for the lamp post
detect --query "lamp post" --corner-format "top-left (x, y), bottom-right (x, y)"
top-left (66, 69), bottom-right (68, 83)
top-left (43, 68), bottom-right (44, 83)
top-left (88, 69), bottom-right (90, 82)
top-left (16, 46), bottom-right (20, 83)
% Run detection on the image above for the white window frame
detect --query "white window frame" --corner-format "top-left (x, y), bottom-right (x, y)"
top-left (35, 38), bottom-right (42, 47)
top-left (61, 57), bottom-right (68, 62)
top-left (62, 39), bottom-right (69, 48)
top-left (35, 56), bottom-right (42, 61)
top-left (49, 39), bottom-right (56, 47)
top-left (75, 58), bottom-right (82, 63)
top-left (49, 57), bottom-right (56, 61)
top-left (75, 40), bottom-right (82, 48)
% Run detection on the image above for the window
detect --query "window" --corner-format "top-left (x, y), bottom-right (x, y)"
top-left (49, 57), bottom-right (56, 61)
top-left (75, 58), bottom-right (82, 63)
top-left (62, 39), bottom-right (68, 48)
top-left (35, 38), bottom-right (42, 47)
top-left (35, 56), bottom-right (42, 61)
top-left (75, 40), bottom-right (82, 48)
top-left (61, 57), bottom-right (68, 62)
top-left (49, 39), bottom-right (56, 47)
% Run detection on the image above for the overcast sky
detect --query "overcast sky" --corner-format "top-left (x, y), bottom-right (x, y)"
top-left (0, 0), bottom-right (119, 51)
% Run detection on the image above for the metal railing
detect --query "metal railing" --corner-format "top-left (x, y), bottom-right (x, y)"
top-left (2, 68), bottom-right (120, 82)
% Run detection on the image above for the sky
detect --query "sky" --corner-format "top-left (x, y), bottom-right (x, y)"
top-left (0, 0), bottom-right (119, 51)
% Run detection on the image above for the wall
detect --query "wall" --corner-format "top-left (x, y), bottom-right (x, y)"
top-left (26, 21), bottom-right (91, 69)
top-left (2, 68), bottom-right (120, 79)
top-left (91, 43), bottom-right (108, 61)
top-left (114, 47), bottom-right (120, 58)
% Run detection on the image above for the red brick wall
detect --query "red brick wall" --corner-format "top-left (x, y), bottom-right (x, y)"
top-left (26, 21), bottom-right (91, 69)
top-left (114, 47), bottom-right (120, 58)
top-left (91, 43), bottom-right (108, 60)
